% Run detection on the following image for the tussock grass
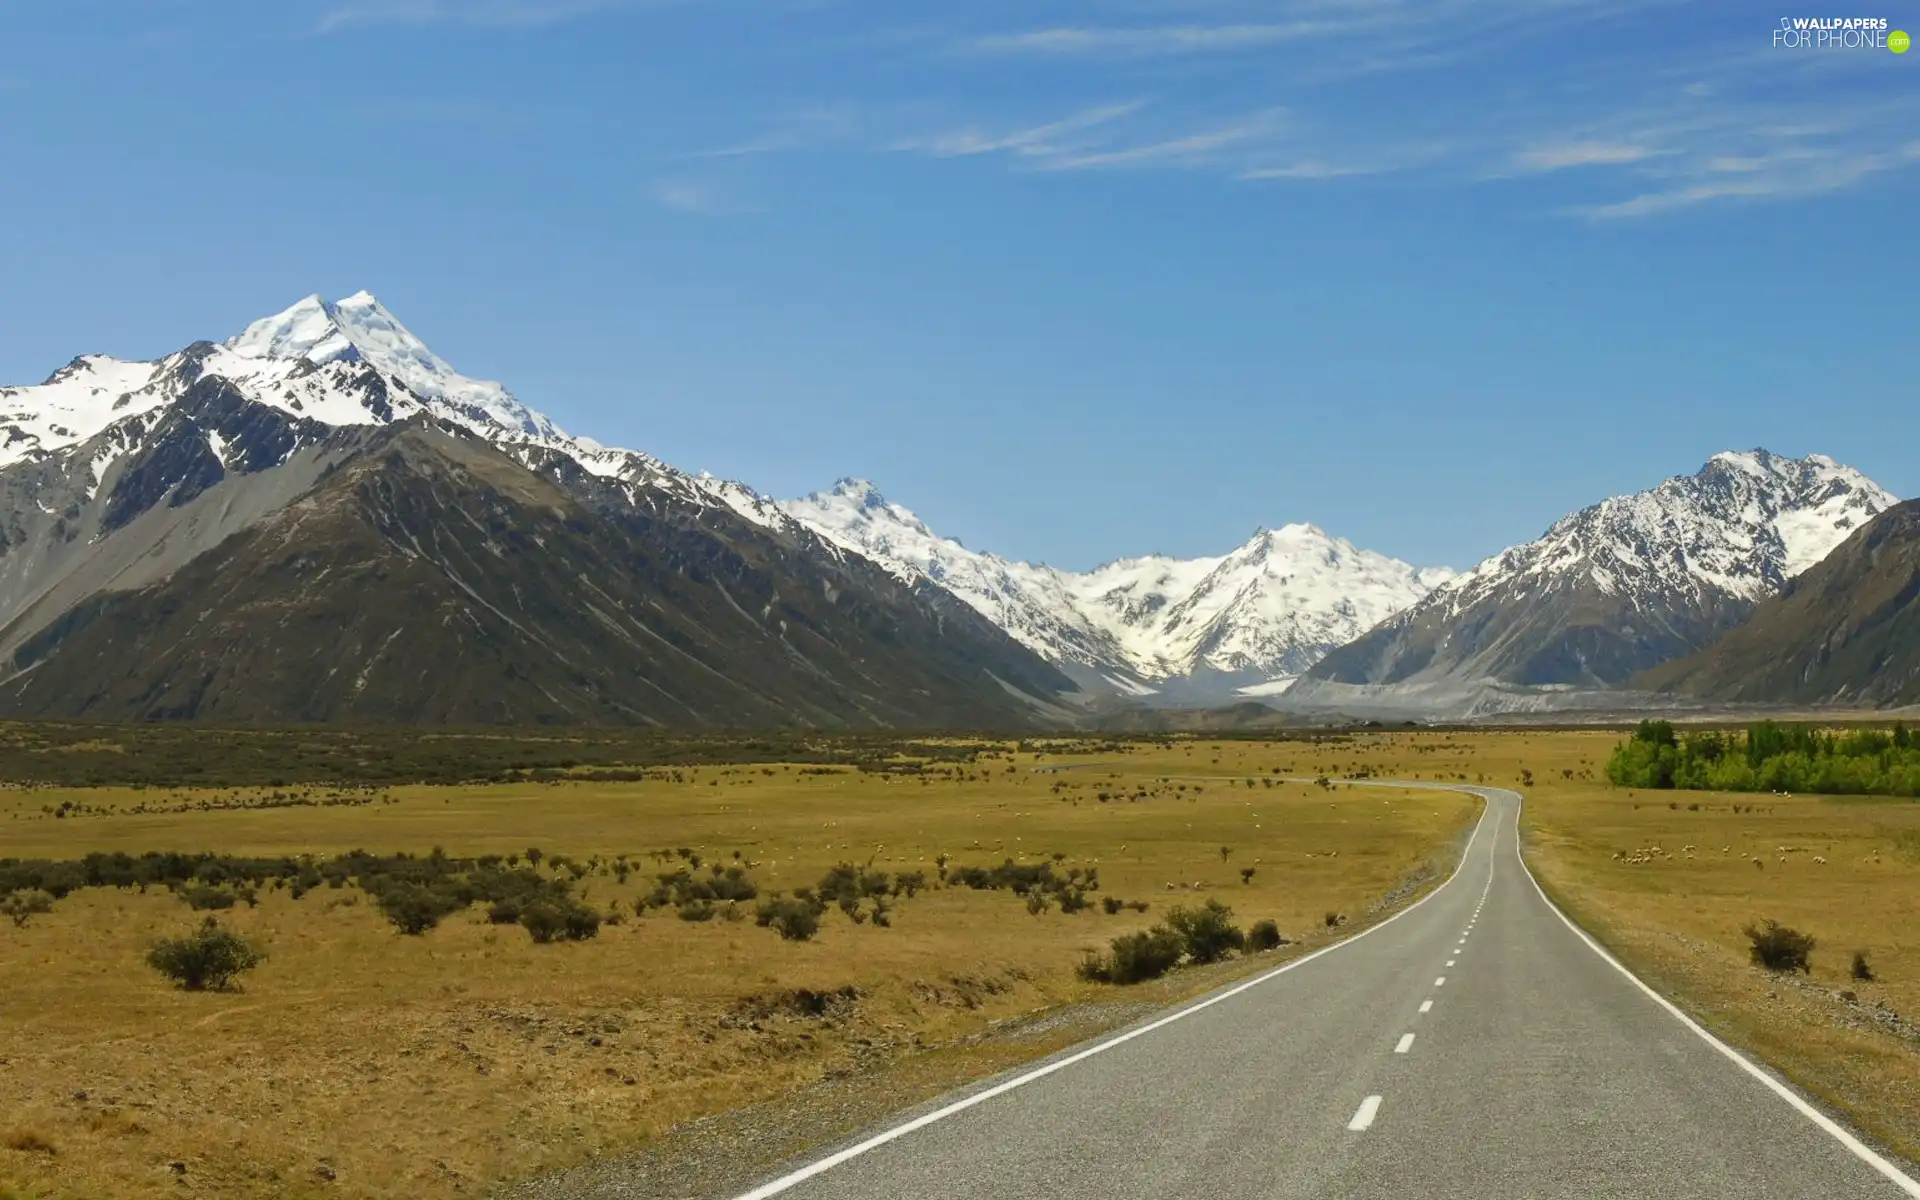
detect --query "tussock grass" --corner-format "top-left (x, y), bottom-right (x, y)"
top-left (0, 736), bottom-right (1474, 1199)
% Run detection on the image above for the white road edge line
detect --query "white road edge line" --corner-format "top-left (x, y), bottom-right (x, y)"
top-left (1394, 1034), bottom-right (1416, 1054)
top-left (1419, 1000), bottom-right (1434, 1013)
top-left (721, 788), bottom-right (1496, 1200)
top-left (1506, 790), bottom-right (1920, 1199)
top-left (1348, 1095), bottom-right (1383, 1131)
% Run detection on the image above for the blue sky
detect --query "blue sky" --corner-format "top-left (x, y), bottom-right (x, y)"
top-left (1, 1), bottom-right (1915, 571)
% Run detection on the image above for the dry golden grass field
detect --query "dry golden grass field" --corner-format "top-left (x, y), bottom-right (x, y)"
top-left (0, 737), bottom-right (1479, 1200)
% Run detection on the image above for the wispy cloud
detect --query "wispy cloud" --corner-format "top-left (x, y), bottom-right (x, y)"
top-left (666, 1), bottom-right (1920, 221)
top-left (1241, 159), bottom-right (1396, 182)
top-left (1511, 141), bottom-right (1663, 172)
top-left (1577, 141), bottom-right (1920, 219)
top-left (890, 105), bottom-right (1287, 174)
top-left (650, 180), bottom-right (743, 215)
top-left (890, 103), bottom-right (1143, 160)
top-left (1040, 120), bottom-right (1275, 171)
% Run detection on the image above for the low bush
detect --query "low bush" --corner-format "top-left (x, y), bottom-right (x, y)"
top-left (1745, 919), bottom-right (1814, 974)
top-left (1078, 926), bottom-right (1186, 984)
top-left (1166, 900), bottom-right (1244, 964)
top-left (146, 917), bottom-right (265, 991)
top-left (519, 898), bottom-right (600, 943)
top-left (374, 881), bottom-right (463, 935)
top-left (1852, 950), bottom-right (1875, 982)
top-left (1247, 919), bottom-right (1286, 952)
top-left (1101, 895), bottom-right (1125, 915)
top-left (2, 888), bottom-right (54, 928)
top-left (180, 885), bottom-right (237, 912)
top-left (756, 896), bottom-right (823, 941)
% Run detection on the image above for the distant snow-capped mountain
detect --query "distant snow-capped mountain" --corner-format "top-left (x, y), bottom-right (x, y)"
top-left (781, 478), bottom-right (1454, 698)
top-left (0, 291), bottom-right (794, 528)
top-left (0, 294), bottom-right (1077, 727)
top-left (1295, 449), bottom-right (1898, 712)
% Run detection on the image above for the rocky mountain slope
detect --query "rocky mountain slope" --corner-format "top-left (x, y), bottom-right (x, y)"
top-left (781, 478), bottom-right (1453, 700)
top-left (1636, 499), bottom-right (1920, 708)
top-left (1291, 450), bottom-right (1896, 713)
top-left (0, 295), bottom-right (1076, 726)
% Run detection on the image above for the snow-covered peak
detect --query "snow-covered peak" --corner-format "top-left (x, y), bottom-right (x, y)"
top-left (227, 294), bottom-right (356, 365)
top-left (786, 478), bottom-right (952, 560)
top-left (782, 481), bottom-right (1453, 695)
top-left (1425, 448), bottom-right (1895, 616)
top-left (0, 293), bottom-right (797, 535)
top-left (223, 292), bottom-right (559, 440)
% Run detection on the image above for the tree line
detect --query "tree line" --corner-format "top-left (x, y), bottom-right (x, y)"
top-left (1606, 720), bottom-right (1920, 796)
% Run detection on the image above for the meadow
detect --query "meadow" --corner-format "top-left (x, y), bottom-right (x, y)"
top-left (0, 733), bottom-right (1477, 1200)
top-left (4, 725), bottom-right (1915, 1198)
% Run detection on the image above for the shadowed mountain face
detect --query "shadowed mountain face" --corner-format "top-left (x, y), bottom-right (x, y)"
top-left (1637, 500), bottom-right (1920, 708)
top-left (0, 424), bottom-right (1074, 726)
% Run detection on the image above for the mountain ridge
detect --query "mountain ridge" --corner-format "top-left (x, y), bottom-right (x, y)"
top-left (780, 477), bottom-right (1455, 700)
top-left (0, 298), bottom-right (1080, 727)
top-left (1291, 448), bottom-right (1896, 713)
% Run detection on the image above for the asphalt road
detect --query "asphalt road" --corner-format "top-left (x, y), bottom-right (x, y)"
top-left (729, 786), bottom-right (1920, 1200)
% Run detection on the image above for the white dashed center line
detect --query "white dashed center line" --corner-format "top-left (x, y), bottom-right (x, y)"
top-left (1447, 959), bottom-right (1456, 967)
top-left (1348, 1096), bottom-right (1383, 1131)
top-left (1435, 976), bottom-right (1447, 987)
top-left (1419, 1000), bottom-right (1433, 1013)
top-left (1394, 1034), bottom-right (1416, 1054)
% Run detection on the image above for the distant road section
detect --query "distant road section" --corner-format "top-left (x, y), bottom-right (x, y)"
top-left (728, 786), bottom-right (1920, 1200)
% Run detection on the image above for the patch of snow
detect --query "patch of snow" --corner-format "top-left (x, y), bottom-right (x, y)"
top-left (1236, 675), bottom-right (1300, 698)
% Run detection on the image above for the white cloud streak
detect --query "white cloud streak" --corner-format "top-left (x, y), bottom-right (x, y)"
top-left (1511, 141), bottom-right (1663, 172)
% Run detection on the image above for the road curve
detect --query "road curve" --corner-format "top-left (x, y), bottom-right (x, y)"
top-left (726, 785), bottom-right (1920, 1200)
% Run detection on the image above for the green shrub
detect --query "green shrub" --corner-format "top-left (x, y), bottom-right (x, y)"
top-left (1247, 919), bottom-right (1286, 952)
top-left (1744, 920), bottom-right (1814, 973)
top-left (1101, 896), bottom-right (1124, 915)
top-left (561, 900), bottom-right (602, 941)
top-left (180, 885), bottom-right (237, 912)
top-left (520, 898), bottom-right (600, 943)
top-left (375, 882), bottom-right (462, 935)
top-left (1079, 927), bottom-right (1185, 985)
top-left (1852, 950), bottom-right (1875, 982)
top-left (146, 918), bottom-right (265, 991)
top-left (2, 889), bottom-right (54, 928)
top-left (677, 900), bottom-right (717, 922)
top-left (755, 897), bottom-right (822, 942)
top-left (1166, 900), bottom-right (1244, 964)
